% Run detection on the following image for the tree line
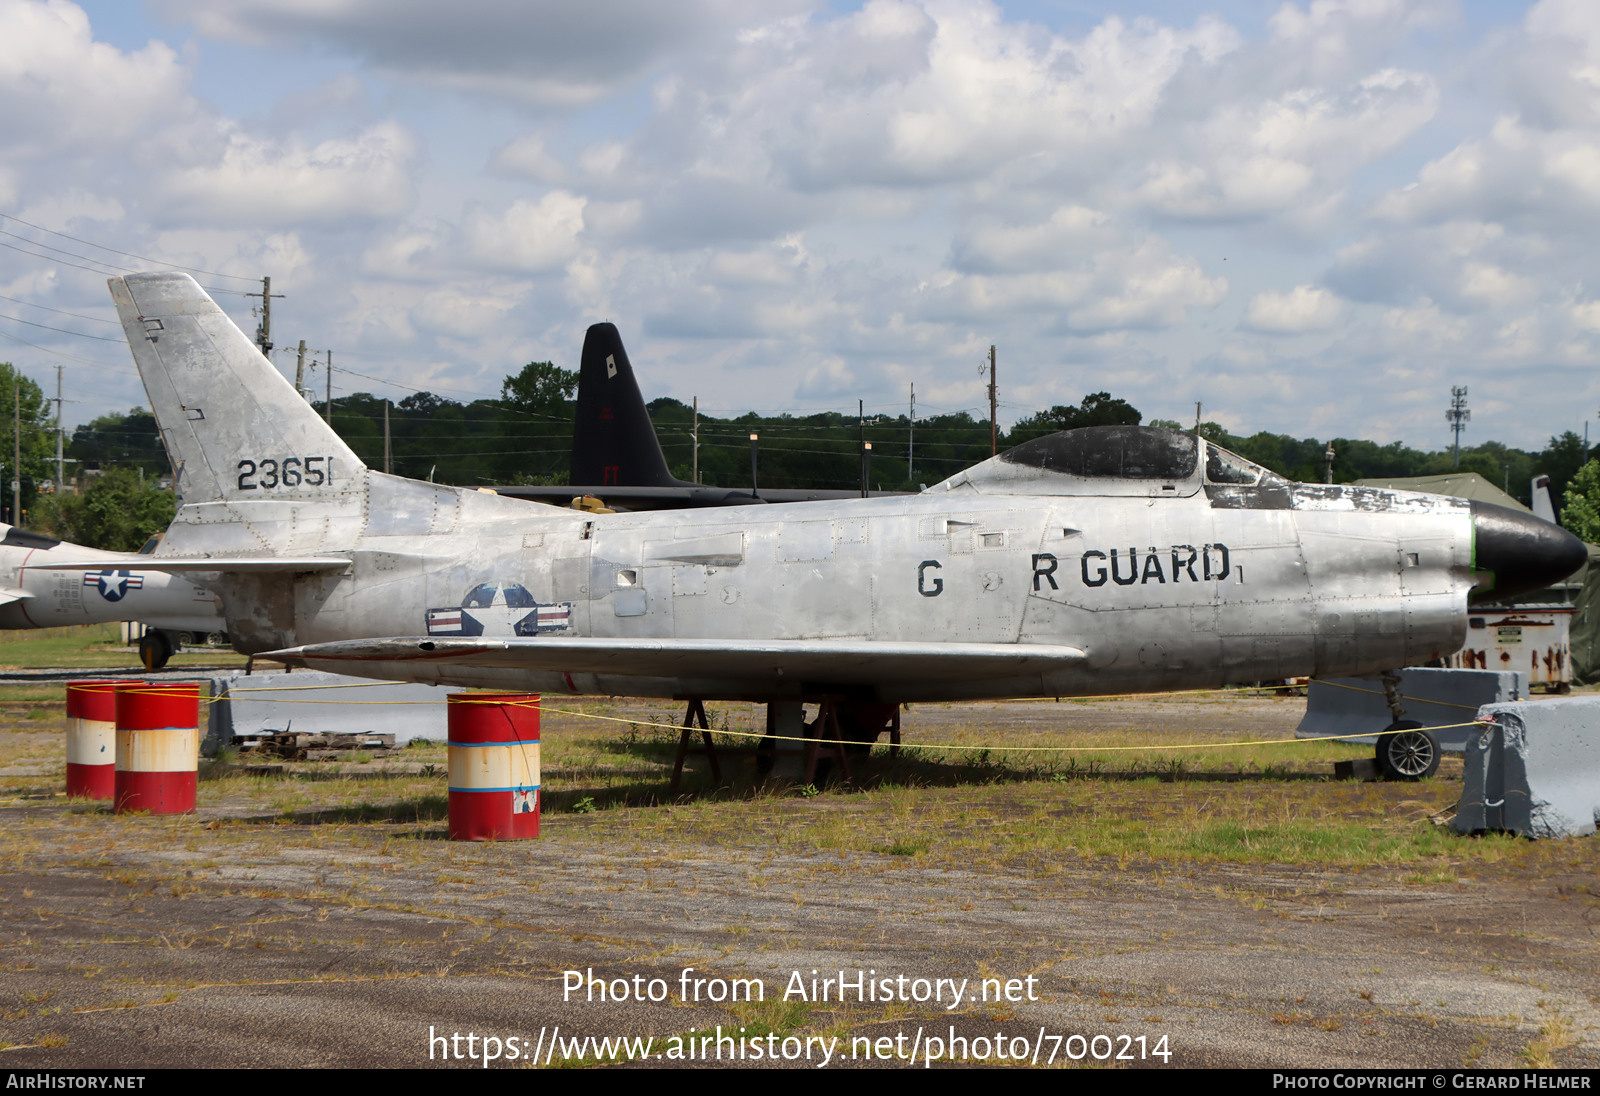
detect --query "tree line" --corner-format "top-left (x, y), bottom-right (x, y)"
top-left (6, 356), bottom-right (1600, 549)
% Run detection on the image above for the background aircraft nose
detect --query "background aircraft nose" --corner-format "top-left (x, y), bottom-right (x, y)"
top-left (1470, 500), bottom-right (1588, 601)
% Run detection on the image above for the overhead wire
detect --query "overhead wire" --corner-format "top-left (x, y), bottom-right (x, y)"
top-left (0, 238), bottom-right (129, 279)
top-left (0, 212), bottom-right (257, 282)
top-left (0, 292), bottom-right (120, 326)
top-left (0, 328), bottom-right (137, 372)
top-left (0, 311), bottom-right (125, 342)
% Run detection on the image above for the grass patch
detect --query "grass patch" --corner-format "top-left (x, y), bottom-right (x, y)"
top-left (1, 693), bottom-right (1586, 878)
top-left (0, 624), bottom-right (247, 670)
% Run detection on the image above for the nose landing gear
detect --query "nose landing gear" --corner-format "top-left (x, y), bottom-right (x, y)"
top-left (138, 629), bottom-right (174, 671)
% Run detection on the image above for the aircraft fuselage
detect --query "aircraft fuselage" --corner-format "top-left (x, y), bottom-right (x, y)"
top-left (182, 463), bottom-right (1474, 702)
top-left (0, 525), bottom-right (222, 636)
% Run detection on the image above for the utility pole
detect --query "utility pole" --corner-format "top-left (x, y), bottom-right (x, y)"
top-left (53, 365), bottom-right (63, 495)
top-left (988, 345), bottom-right (997, 456)
top-left (692, 397), bottom-right (699, 484)
top-left (383, 399), bottom-right (392, 474)
top-left (1194, 401), bottom-right (1202, 435)
top-left (324, 350), bottom-right (333, 424)
top-left (1324, 441), bottom-right (1335, 484)
top-left (12, 382), bottom-right (20, 527)
top-left (908, 382), bottom-right (915, 483)
top-left (246, 276), bottom-right (283, 358)
top-left (1446, 386), bottom-right (1470, 469)
top-left (295, 340), bottom-right (307, 400)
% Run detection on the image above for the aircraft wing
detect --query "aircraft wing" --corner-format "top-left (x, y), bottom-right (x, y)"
top-left (268, 636), bottom-right (1086, 686)
top-left (23, 557), bottom-right (352, 573)
top-left (0, 586), bottom-right (31, 605)
top-left (494, 484), bottom-right (902, 511)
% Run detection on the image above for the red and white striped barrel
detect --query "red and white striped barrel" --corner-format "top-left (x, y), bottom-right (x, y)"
top-left (114, 683), bottom-right (201, 815)
top-left (65, 680), bottom-right (125, 799)
top-left (447, 693), bottom-right (541, 840)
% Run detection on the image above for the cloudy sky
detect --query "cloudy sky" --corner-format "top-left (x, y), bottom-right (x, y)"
top-left (1, 0), bottom-right (1597, 454)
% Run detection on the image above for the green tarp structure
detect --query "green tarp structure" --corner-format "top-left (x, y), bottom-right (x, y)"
top-left (1568, 545), bottom-right (1600, 686)
top-left (1354, 472), bottom-right (1529, 512)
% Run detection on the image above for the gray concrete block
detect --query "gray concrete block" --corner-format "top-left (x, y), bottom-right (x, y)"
top-left (204, 670), bottom-right (462, 752)
top-left (1297, 668), bottom-right (1526, 751)
top-left (1453, 697), bottom-right (1600, 839)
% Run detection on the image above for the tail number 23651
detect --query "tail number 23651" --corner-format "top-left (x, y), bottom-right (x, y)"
top-left (237, 457), bottom-right (334, 491)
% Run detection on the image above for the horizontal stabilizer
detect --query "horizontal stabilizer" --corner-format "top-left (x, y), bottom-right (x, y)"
top-left (25, 556), bottom-right (351, 574)
top-left (266, 636), bottom-right (1085, 685)
top-left (0, 586), bottom-right (32, 605)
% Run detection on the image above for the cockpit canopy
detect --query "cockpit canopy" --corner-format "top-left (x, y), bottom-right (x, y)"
top-left (1001, 426), bottom-right (1197, 480)
top-left (937, 425), bottom-right (1281, 498)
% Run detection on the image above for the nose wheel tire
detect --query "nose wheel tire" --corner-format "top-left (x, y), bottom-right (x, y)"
top-left (1375, 720), bottom-right (1439, 781)
top-left (138, 630), bottom-right (173, 672)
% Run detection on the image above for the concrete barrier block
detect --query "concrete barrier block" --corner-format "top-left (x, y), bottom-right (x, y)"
top-left (205, 670), bottom-right (461, 752)
top-left (1453, 698), bottom-right (1600, 839)
top-left (1297, 668), bottom-right (1526, 751)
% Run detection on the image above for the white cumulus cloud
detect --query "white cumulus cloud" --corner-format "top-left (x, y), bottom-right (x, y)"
top-left (1243, 285), bottom-right (1343, 333)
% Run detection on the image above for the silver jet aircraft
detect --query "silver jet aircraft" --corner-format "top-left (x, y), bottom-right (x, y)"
top-left (0, 523), bottom-right (223, 667)
top-left (94, 273), bottom-right (1584, 778)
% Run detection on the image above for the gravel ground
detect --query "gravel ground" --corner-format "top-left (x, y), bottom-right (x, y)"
top-left (1, 692), bottom-right (1596, 1070)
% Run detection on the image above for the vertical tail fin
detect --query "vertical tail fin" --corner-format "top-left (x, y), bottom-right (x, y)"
top-left (1531, 474), bottom-right (1556, 524)
top-left (109, 274), bottom-right (364, 504)
top-left (571, 322), bottom-right (683, 488)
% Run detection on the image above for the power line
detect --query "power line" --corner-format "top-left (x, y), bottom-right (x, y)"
top-left (0, 227), bottom-right (140, 274)
top-left (0, 237), bottom-right (127, 278)
top-left (0, 293), bottom-right (119, 326)
top-left (0, 212), bottom-right (257, 282)
top-left (0, 239), bottom-right (241, 298)
top-left (0, 328), bottom-right (137, 372)
top-left (0, 311), bottom-right (125, 342)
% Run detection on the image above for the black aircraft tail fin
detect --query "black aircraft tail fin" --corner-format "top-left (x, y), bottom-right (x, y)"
top-left (572, 322), bottom-right (683, 488)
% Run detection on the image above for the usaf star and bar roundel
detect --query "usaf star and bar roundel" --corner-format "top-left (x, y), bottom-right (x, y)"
top-left (83, 569), bottom-right (144, 603)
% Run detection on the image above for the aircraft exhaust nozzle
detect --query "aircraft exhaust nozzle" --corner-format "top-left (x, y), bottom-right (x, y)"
top-left (1470, 500), bottom-right (1587, 602)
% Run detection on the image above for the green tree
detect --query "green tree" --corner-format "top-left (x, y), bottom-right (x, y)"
top-left (1006, 392), bottom-right (1142, 446)
top-left (501, 360), bottom-right (577, 409)
top-left (0, 363), bottom-right (55, 523)
top-left (497, 361), bottom-right (578, 483)
top-left (1535, 431), bottom-right (1592, 510)
top-left (67, 408), bottom-right (167, 478)
top-left (1561, 460), bottom-right (1600, 542)
top-left (33, 467), bottom-right (176, 551)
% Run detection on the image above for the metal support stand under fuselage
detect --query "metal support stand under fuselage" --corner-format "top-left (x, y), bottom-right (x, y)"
top-left (670, 696), bottom-right (907, 791)
top-left (670, 698), bottom-right (720, 792)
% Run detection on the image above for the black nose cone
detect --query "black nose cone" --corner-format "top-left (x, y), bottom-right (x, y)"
top-left (1471, 501), bottom-right (1588, 601)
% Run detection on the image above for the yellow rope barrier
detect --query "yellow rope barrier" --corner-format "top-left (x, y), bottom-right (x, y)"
top-left (57, 680), bottom-right (1489, 755)
top-left (1310, 677), bottom-right (1487, 712)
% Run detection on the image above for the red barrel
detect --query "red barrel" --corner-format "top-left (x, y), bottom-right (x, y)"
top-left (447, 693), bottom-right (541, 840)
top-left (66, 680), bottom-right (125, 799)
top-left (114, 683), bottom-right (201, 815)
